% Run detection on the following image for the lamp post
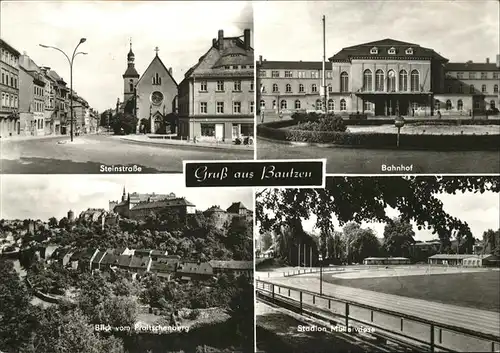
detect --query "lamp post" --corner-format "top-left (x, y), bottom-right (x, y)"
top-left (319, 254), bottom-right (323, 295)
top-left (394, 116), bottom-right (405, 148)
top-left (40, 38), bottom-right (87, 142)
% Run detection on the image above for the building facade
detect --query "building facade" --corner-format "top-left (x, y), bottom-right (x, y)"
top-left (19, 67), bottom-right (46, 136)
top-left (120, 42), bottom-right (178, 134)
top-left (0, 38), bottom-right (20, 137)
top-left (178, 29), bottom-right (254, 142)
top-left (259, 39), bottom-right (500, 117)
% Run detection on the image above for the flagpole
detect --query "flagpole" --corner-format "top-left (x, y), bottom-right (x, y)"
top-left (322, 15), bottom-right (327, 114)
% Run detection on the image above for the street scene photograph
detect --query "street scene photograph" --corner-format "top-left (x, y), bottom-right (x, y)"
top-left (255, 0), bottom-right (500, 174)
top-left (0, 174), bottom-right (254, 353)
top-left (0, 1), bottom-right (254, 173)
top-left (255, 176), bottom-right (500, 352)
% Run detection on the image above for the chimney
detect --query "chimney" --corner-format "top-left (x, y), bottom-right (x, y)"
top-left (168, 67), bottom-right (172, 75)
top-left (244, 28), bottom-right (250, 50)
top-left (259, 55), bottom-right (262, 65)
top-left (218, 29), bottom-right (224, 51)
top-left (486, 58), bottom-right (490, 64)
top-left (212, 38), bottom-right (216, 47)
top-left (497, 54), bottom-right (500, 68)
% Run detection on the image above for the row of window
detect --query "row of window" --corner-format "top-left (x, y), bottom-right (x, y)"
top-left (34, 85), bottom-right (44, 97)
top-left (0, 48), bottom-right (18, 67)
top-left (36, 118), bottom-right (44, 130)
top-left (448, 83), bottom-right (498, 94)
top-left (454, 71), bottom-right (499, 80)
top-left (200, 101), bottom-right (255, 114)
top-left (1, 92), bottom-right (18, 108)
top-left (200, 80), bottom-right (254, 92)
top-left (33, 100), bottom-right (44, 113)
top-left (362, 69), bottom-right (420, 92)
top-left (1, 69), bottom-right (18, 89)
top-left (223, 64), bottom-right (254, 70)
top-left (436, 99), bottom-right (496, 111)
top-left (260, 70), bottom-right (332, 79)
top-left (263, 82), bottom-right (333, 94)
top-left (370, 46), bottom-right (414, 55)
top-left (260, 98), bottom-right (348, 111)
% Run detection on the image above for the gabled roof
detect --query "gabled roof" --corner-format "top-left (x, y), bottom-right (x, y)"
top-left (137, 54), bottom-right (178, 87)
top-left (123, 64), bottom-right (140, 78)
top-left (226, 202), bottom-right (248, 214)
top-left (260, 61), bottom-right (332, 70)
top-left (129, 256), bottom-right (150, 269)
top-left (150, 250), bottom-right (168, 257)
top-left (134, 249), bottom-right (152, 256)
top-left (329, 38), bottom-right (448, 62)
top-left (117, 254), bottom-right (133, 267)
top-left (445, 62), bottom-right (499, 72)
top-left (177, 261), bottom-right (213, 275)
top-left (150, 259), bottom-right (177, 273)
top-left (100, 252), bottom-right (120, 266)
top-left (209, 260), bottom-right (253, 270)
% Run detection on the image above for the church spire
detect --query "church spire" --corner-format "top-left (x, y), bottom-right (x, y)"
top-left (127, 38), bottom-right (135, 63)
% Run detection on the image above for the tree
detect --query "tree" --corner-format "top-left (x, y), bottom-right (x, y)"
top-left (225, 216), bottom-right (253, 261)
top-left (383, 218), bottom-right (416, 258)
top-left (0, 259), bottom-right (36, 353)
top-left (482, 229), bottom-right (500, 255)
top-left (48, 217), bottom-right (58, 228)
top-left (227, 276), bottom-right (254, 352)
top-left (257, 176), bottom-right (499, 248)
top-left (260, 231), bottom-right (273, 251)
top-left (112, 112), bottom-right (137, 135)
top-left (58, 217), bottom-right (70, 230)
top-left (349, 227), bottom-right (380, 263)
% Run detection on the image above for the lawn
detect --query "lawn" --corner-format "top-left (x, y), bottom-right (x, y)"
top-left (323, 271), bottom-right (500, 312)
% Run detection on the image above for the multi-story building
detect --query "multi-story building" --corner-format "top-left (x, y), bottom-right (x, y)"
top-left (46, 69), bottom-right (69, 134)
top-left (258, 58), bottom-right (333, 115)
top-left (0, 38), bottom-right (20, 137)
top-left (178, 28), bottom-right (254, 142)
top-left (39, 66), bottom-right (58, 134)
top-left (259, 39), bottom-right (500, 117)
top-left (19, 66), bottom-right (46, 136)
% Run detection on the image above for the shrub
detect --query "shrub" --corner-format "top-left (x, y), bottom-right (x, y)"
top-left (234, 138), bottom-right (242, 145)
top-left (294, 116), bottom-right (347, 132)
top-left (291, 111), bottom-right (323, 123)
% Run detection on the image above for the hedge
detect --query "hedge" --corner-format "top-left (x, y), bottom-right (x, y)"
top-left (257, 121), bottom-right (500, 150)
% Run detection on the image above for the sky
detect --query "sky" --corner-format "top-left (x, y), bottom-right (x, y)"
top-left (0, 175), bottom-right (253, 221)
top-left (0, 1), bottom-right (253, 112)
top-left (255, 0), bottom-right (500, 63)
top-left (257, 189), bottom-right (500, 242)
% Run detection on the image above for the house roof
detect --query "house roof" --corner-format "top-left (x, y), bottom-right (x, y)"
top-left (150, 259), bottom-right (177, 273)
top-left (329, 38), bottom-right (448, 62)
top-left (260, 61), bottom-right (332, 70)
top-left (137, 54), bottom-right (178, 87)
top-left (129, 256), bottom-right (150, 269)
top-left (177, 261), bottom-right (213, 275)
top-left (428, 254), bottom-right (475, 260)
top-left (134, 249), bottom-right (152, 256)
top-left (185, 34), bottom-right (254, 78)
top-left (209, 260), bottom-right (253, 270)
top-left (129, 192), bottom-right (176, 203)
top-left (150, 250), bottom-right (168, 256)
top-left (444, 62), bottom-right (499, 72)
top-left (0, 38), bottom-right (21, 56)
top-left (131, 197), bottom-right (195, 210)
top-left (226, 202), bottom-right (248, 214)
top-left (117, 254), bottom-right (133, 267)
top-left (100, 253), bottom-right (120, 266)
top-left (363, 257), bottom-right (409, 260)
top-left (204, 205), bottom-right (226, 213)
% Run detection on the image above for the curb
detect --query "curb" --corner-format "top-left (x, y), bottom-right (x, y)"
top-left (257, 136), bottom-right (500, 151)
top-left (119, 136), bottom-right (254, 152)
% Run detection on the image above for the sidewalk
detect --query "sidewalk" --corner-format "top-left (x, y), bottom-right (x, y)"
top-left (0, 134), bottom-right (68, 142)
top-left (118, 134), bottom-right (254, 151)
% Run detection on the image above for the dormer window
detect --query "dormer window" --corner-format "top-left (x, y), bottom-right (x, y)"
top-left (388, 47), bottom-right (396, 55)
top-left (370, 47), bottom-right (378, 54)
top-left (405, 48), bottom-right (414, 55)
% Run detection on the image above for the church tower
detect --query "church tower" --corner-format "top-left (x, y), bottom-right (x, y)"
top-left (123, 39), bottom-right (140, 103)
top-left (121, 186), bottom-right (126, 202)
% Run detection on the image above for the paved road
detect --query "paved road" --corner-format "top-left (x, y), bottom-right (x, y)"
top-left (262, 276), bottom-right (500, 352)
top-left (1, 135), bottom-right (253, 173)
top-left (257, 138), bottom-right (500, 174)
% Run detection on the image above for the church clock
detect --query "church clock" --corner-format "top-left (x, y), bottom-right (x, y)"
top-left (151, 91), bottom-right (164, 106)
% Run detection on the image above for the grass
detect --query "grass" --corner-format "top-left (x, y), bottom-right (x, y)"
top-left (323, 271), bottom-right (500, 312)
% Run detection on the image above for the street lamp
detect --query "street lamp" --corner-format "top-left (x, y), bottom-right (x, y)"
top-left (319, 254), bottom-right (323, 295)
top-left (394, 116), bottom-right (405, 148)
top-left (40, 38), bottom-right (87, 142)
